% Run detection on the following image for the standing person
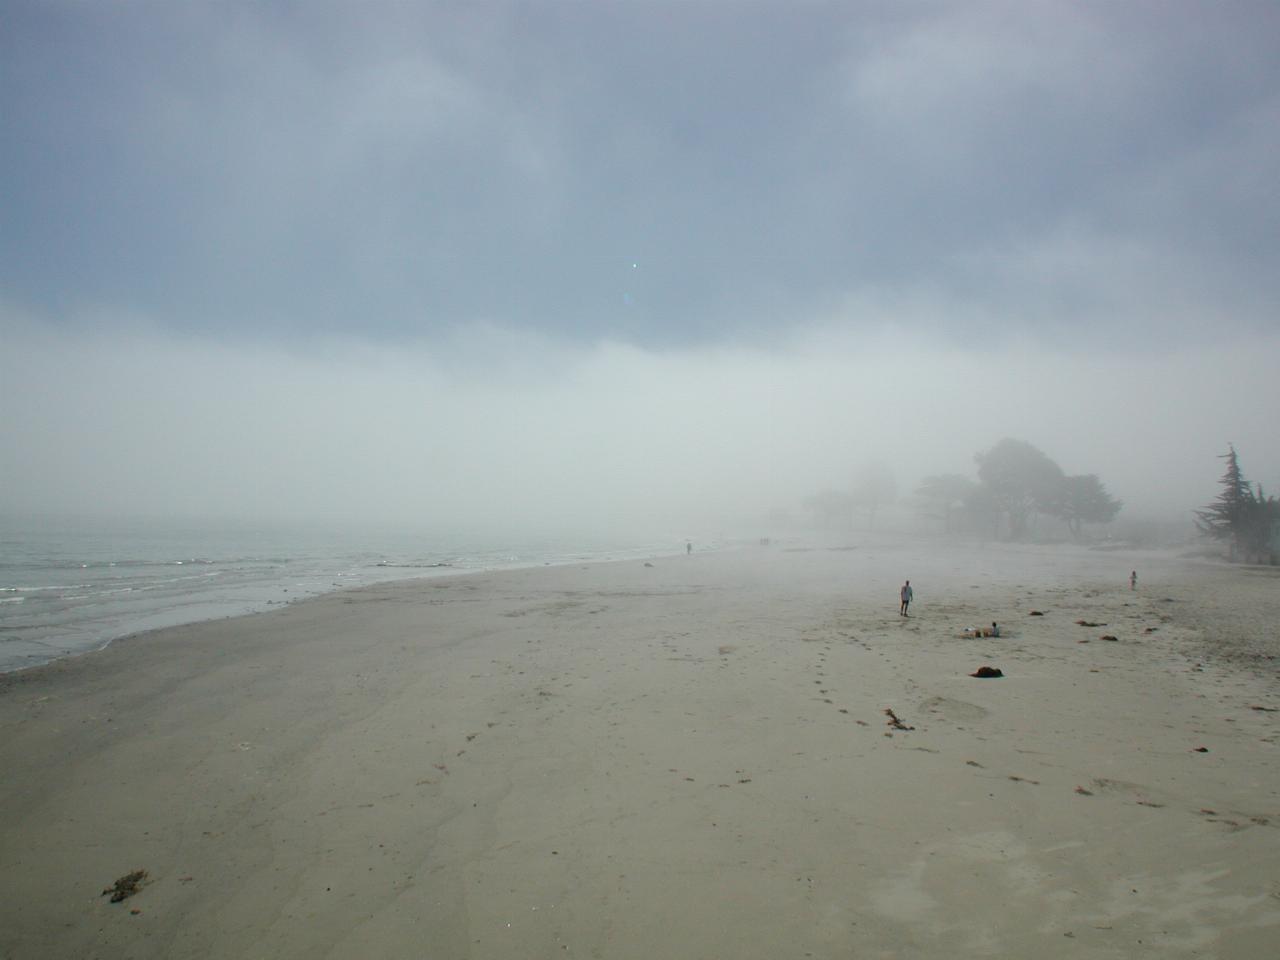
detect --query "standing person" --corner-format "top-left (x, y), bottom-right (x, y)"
top-left (900, 580), bottom-right (913, 617)
top-left (1129, 570), bottom-right (1137, 591)
top-left (686, 540), bottom-right (693, 556)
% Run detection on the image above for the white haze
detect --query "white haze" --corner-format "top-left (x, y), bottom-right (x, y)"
top-left (4, 311), bottom-right (1278, 539)
top-left (5, 3), bottom-right (1279, 543)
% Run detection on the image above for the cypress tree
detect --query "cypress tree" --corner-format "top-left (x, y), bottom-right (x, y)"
top-left (1195, 445), bottom-right (1259, 560)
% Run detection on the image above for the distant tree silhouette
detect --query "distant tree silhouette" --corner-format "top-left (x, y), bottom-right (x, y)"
top-left (1253, 491), bottom-right (1280, 564)
top-left (851, 463), bottom-right (897, 531)
top-left (1196, 445), bottom-right (1279, 563)
top-left (1195, 445), bottom-right (1252, 557)
top-left (915, 474), bottom-right (978, 534)
top-left (1055, 474), bottom-right (1122, 540)
top-left (963, 483), bottom-right (1003, 540)
top-left (975, 439), bottom-right (1065, 540)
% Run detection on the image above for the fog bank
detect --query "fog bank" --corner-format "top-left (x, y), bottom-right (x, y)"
top-left (4, 315), bottom-right (1277, 538)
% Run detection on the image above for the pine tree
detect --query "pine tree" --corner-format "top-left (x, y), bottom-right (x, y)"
top-left (1195, 445), bottom-right (1259, 560)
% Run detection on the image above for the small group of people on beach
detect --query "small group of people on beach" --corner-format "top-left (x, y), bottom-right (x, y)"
top-left (900, 579), bottom-right (998, 637)
top-left (896, 569), bottom-right (1139, 630)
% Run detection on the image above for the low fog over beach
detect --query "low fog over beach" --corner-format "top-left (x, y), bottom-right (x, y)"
top-left (3, 2), bottom-right (1280, 957)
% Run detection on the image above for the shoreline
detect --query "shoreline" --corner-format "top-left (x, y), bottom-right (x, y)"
top-left (0, 539), bottom-right (698, 678)
top-left (2, 540), bottom-right (1277, 958)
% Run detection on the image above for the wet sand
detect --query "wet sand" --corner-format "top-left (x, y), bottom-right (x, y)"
top-left (1, 539), bottom-right (1278, 958)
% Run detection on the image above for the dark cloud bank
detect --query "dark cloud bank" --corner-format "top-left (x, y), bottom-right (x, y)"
top-left (3, 2), bottom-right (1278, 531)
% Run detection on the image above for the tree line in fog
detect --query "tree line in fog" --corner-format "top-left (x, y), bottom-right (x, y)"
top-left (802, 439), bottom-right (1278, 561)
top-left (804, 438), bottom-right (1122, 542)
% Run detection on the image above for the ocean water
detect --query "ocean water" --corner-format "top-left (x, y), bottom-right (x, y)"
top-left (0, 516), bottom-right (683, 674)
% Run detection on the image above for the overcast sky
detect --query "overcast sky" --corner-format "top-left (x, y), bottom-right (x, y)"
top-left (3, 1), bottom-right (1279, 532)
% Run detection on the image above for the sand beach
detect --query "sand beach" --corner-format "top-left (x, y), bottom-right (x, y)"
top-left (1, 539), bottom-right (1278, 959)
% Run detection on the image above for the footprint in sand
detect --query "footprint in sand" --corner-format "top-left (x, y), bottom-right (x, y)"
top-left (1087, 777), bottom-right (1171, 809)
top-left (919, 696), bottom-right (990, 724)
top-left (1196, 808), bottom-right (1271, 830)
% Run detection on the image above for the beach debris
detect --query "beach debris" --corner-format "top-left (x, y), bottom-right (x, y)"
top-left (1075, 620), bottom-right (1106, 627)
top-left (1029, 610), bottom-right (1045, 616)
top-left (1250, 705), bottom-right (1278, 712)
top-left (1143, 627), bottom-right (1158, 633)
top-left (643, 562), bottom-right (654, 567)
top-left (965, 760), bottom-right (984, 768)
top-left (1074, 786), bottom-right (1094, 796)
top-left (102, 869), bottom-right (148, 903)
top-left (969, 666), bottom-right (1004, 678)
top-left (1100, 635), bottom-right (1119, 642)
top-left (1193, 746), bottom-right (1209, 753)
top-left (717, 645), bottom-right (735, 655)
top-left (1008, 775), bottom-right (1039, 785)
top-left (884, 708), bottom-right (914, 730)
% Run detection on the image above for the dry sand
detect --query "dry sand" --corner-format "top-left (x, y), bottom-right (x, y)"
top-left (1, 538), bottom-right (1278, 959)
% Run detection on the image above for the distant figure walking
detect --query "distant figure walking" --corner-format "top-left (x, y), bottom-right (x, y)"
top-left (1129, 570), bottom-right (1137, 591)
top-left (900, 580), bottom-right (913, 617)
top-left (686, 540), bottom-right (693, 556)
